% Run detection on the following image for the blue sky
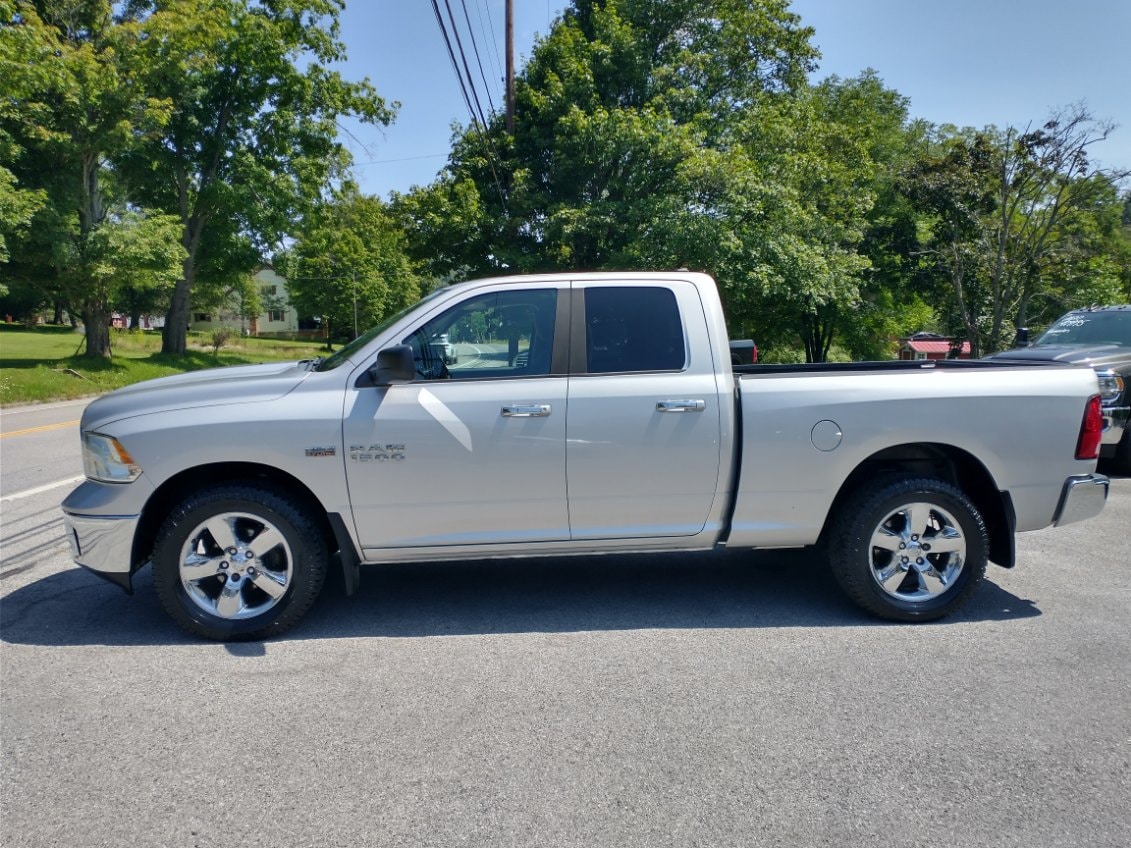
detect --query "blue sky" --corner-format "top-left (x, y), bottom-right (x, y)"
top-left (336, 1), bottom-right (1131, 199)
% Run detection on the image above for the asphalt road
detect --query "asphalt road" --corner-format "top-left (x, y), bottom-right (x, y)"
top-left (1, 400), bottom-right (1128, 847)
top-left (0, 398), bottom-right (86, 494)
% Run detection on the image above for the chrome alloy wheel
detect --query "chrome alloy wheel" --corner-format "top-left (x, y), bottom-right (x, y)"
top-left (178, 512), bottom-right (293, 620)
top-left (867, 501), bottom-right (966, 601)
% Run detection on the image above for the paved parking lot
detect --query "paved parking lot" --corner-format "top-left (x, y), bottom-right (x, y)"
top-left (2, 402), bottom-right (1128, 847)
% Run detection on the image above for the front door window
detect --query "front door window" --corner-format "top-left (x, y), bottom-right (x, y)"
top-left (403, 289), bottom-right (559, 380)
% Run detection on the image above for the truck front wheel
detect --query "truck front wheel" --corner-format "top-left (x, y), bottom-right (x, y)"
top-left (152, 484), bottom-right (328, 640)
top-left (828, 476), bottom-right (988, 621)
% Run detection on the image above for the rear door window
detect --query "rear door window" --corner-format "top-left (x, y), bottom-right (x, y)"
top-left (584, 287), bottom-right (686, 373)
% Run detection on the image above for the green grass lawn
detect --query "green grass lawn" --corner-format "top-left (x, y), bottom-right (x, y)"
top-left (0, 324), bottom-right (326, 406)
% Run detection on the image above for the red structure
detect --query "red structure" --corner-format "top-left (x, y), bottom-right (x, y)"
top-left (898, 333), bottom-right (972, 361)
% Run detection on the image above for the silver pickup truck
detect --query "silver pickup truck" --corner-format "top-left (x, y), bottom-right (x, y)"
top-left (62, 272), bottom-right (1109, 640)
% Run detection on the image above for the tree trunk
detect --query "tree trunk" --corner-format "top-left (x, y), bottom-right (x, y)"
top-left (800, 313), bottom-right (822, 363)
top-left (948, 239), bottom-right (983, 358)
top-left (1015, 267), bottom-right (1038, 334)
top-left (52, 301), bottom-right (65, 324)
top-left (162, 255), bottom-right (194, 354)
top-left (82, 300), bottom-right (112, 358)
top-left (800, 305), bottom-right (837, 363)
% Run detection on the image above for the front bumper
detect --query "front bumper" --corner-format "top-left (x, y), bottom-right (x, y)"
top-left (1053, 474), bottom-right (1109, 527)
top-left (1099, 404), bottom-right (1128, 447)
top-left (62, 511), bottom-right (140, 593)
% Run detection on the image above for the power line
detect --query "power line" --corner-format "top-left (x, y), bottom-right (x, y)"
top-left (443, 0), bottom-right (490, 128)
top-left (353, 153), bottom-right (449, 167)
top-left (505, 0), bottom-right (514, 135)
top-left (476, 0), bottom-right (503, 89)
top-left (430, 0), bottom-right (508, 210)
top-left (427, 0), bottom-right (472, 125)
top-left (460, 0), bottom-right (498, 117)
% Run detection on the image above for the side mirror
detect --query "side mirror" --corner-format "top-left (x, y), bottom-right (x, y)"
top-left (370, 345), bottom-right (416, 386)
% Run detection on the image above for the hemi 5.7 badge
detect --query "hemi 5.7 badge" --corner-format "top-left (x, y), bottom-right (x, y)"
top-left (304, 446), bottom-right (337, 457)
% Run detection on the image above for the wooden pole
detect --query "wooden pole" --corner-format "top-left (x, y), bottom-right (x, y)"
top-left (505, 0), bottom-right (515, 135)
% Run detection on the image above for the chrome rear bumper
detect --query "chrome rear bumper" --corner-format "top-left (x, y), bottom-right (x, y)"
top-left (1053, 474), bottom-right (1109, 527)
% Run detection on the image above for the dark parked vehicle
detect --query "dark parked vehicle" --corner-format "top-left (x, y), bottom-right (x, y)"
top-left (986, 306), bottom-right (1131, 474)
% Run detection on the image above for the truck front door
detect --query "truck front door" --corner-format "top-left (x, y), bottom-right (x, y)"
top-left (344, 285), bottom-right (570, 551)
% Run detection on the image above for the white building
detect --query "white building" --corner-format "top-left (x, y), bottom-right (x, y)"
top-left (189, 267), bottom-right (304, 337)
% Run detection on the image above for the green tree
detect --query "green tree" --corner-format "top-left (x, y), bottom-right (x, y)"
top-left (285, 189), bottom-right (421, 342)
top-left (403, 2), bottom-right (927, 362)
top-left (736, 72), bottom-right (916, 361)
top-left (0, 1), bottom-right (47, 278)
top-left (117, 0), bottom-right (395, 355)
top-left (1118, 192), bottom-right (1131, 301)
top-left (818, 73), bottom-right (939, 360)
top-left (0, 0), bottom-right (177, 354)
top-left (0, 169), bottom-right (44, 273)
top-left (983, 107), bottom-right (1128, 347)
top-left (907, 110), bottom-right (1128, 354)
top-left (77, 209), bottom-right (185, 351)
top-left (903, 128), bottom-right (999, 354)
top-left (400, 0), bottom-right (817, 278)
top-left (1032, 174), bottom-right (1128, 315)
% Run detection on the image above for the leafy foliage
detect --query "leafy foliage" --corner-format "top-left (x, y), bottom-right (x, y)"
top-left (400, 2), bottom-right (951, 361)
top-left (113, 0), bottom-right (395, 353)
top-left (3, 0), bottom-right (1128, 372)
top-left (0, 0), bottom-right (179, 355)
top-left (907, 109), bottom-right (1130, 354)
top-left (283, 189), bottom-right (421, 342)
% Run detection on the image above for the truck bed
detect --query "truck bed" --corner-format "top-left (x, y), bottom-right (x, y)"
top-left (727, 359), bottom-right (1098, 549)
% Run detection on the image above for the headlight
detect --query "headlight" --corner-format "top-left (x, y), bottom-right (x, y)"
top-left (82, 432), bottom-right (143, 483)
top-left (1095, 370), bottom-right (1124, 403)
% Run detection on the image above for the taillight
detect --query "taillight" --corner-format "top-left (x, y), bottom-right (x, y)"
top-left (1075, 395), bottom-right (1103, 460)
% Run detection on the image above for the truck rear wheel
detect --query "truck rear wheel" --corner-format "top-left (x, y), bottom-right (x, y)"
top-left (152, 483), bottom-right (327, 640)
top-left (828, 476), bottom-right (987, 621)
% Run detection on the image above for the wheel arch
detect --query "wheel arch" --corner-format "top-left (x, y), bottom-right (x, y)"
top-left (823, 442), bottom-right (1016, 568)
top-left (132, 462), bottom-right (359, 587)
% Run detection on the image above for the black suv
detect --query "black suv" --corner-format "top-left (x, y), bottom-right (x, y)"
top-left (986, 305), bottom-right (1131, 474)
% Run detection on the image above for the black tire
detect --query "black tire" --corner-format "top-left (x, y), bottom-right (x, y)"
top-left (827, 476), bottom-right (988, 622)
top-left (152, 483), bottom-right (327, 640)
top-left (1112, 429), bottom-right (1131, 476)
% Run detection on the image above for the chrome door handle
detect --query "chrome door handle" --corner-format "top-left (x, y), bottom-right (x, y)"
top-left (656, 400), bottom-right (706, 413)
top-left (501, 404), bottom-right (552, 418)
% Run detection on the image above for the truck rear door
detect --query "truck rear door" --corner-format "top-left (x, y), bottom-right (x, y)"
top-left (565, 281), bottom-right (724, 539)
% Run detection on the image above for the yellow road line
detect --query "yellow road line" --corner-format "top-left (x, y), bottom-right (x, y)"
top-left (0, 420), bottom-right (80, 439)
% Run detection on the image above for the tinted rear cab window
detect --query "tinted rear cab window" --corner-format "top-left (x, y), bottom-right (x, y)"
top-left (585, 287), bottom-right (686, 373)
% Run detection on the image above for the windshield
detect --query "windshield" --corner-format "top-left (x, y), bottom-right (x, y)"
top-left (315, 287), bottom-right (450, 371)
top-left (1034, 310), bottom-right (1131, 348)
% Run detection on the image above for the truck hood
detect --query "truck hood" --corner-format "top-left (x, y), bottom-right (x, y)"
top-left (82, 360), bottom-right (312, 431)
top-left (985, 344), bottom-right (1129, 370)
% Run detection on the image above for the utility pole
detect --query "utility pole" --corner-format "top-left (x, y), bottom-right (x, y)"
top-left (505, 0), bottom-right (514, 135)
